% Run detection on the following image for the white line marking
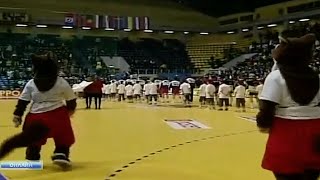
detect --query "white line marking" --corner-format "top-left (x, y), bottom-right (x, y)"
top-left (237, 116), bottom-right (256, 123)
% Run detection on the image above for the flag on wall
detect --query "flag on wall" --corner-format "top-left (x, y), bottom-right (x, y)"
top-left (107, 16), bottom-right (117, 29)
top-left (64, 14), bottom-right (75, 26)
top-left (104, 15), bottom-right (110, 28)
top-left (112, 16), bottom-right (120, 29)
top-left (143, 16), bottom-right (150, 29)
top-left (119, 16), bottom-right (126, 29)
top-left (76, 15), bottom-right (94, 27)
top-left (84, 15), bottom-right (94, 27)
top-left (95, 15), bottom-right (104, 28)
top-left (127, 16), bottom-right (133, 29)
top-left (134, 16), bottom-right (149, 30)
top-left (116, 16), bottom-right (128, 29)
top-left (134, 17), bottom-right (139, 30)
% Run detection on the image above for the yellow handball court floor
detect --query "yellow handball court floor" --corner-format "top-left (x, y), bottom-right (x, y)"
top-left (0, 98), bottom-right (273, 180)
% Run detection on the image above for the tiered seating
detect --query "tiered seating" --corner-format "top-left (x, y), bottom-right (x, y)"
top-left (118, 38), bottom-right (191, 73)
top-left (186, 43), bottom-right (235, 69)
top-left (215, 22), bottom-right (320, 81)
top-left (0, 33), bottom-right (32, 89)
top-left (0, 33), bottom-right (82, 89)
top-left (235, 38), bottom-right (253, 52)
top-left (73, 36), bottom-right (118, 75)
top-left (31, 34), bottom-right (77, 75)
top-left (0, 33), bottom-right (191, 88)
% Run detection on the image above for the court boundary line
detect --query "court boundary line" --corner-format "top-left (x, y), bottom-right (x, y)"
top-left (104, 130), bottom-right (257, 180)
top-left (0, 125), bottom-right (13, 128)
top-left (237, 116), bottom-right (256, 123)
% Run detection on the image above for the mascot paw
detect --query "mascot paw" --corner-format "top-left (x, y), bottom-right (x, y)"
top-left (12, 116), bottom-right (22, 128)
top-left (258, 127), bottom-right (270, 133)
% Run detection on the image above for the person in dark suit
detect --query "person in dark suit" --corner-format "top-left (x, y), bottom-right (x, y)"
top-left (91, 77), bottom-right (104, 109)
top-left (84, 76), bottom-right (103, 109)
top-left (84, 77), bottom-right (93, 109)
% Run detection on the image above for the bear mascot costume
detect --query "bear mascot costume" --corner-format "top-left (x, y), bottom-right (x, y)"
top-left (0, 52), bottom-right (77, 170)
top-left (256, 33), bottom-right (320, 180)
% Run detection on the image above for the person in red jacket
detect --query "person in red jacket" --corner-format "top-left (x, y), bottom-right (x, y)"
top-left (92, 76), bottom-right (104, 109)
top-left (84, 76), bottom-right (103, 109)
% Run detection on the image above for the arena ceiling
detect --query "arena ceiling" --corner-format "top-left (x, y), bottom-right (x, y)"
top-left (170, 0), bottom-right (291, 17)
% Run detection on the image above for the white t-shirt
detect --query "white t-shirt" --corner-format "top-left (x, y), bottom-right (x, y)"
top-left (256, 84), bottom-right (263, 98)
top-left (218, 84), bottom-right (231, 99)
top-left (186, 78), bottom-right (195, 84)
top-left (154, 80), bottom-right (161, 86)
top-left (118, 80), bottom-right (125, 85)
top-left (161, 80), bottom-right (170, 87)
top-left (133, 84), bottom-right (142, 95)
top-left (19, 77), bottom-right (76, 114)
top-left (125, 85), bottom-right (134, 96)
top-left (234, 85), bottom-right (246, 99)
top-left (199, 84), bottom-right (207, 97)
top-left (205, 84), bottom-right (216, 98)
top-left (149, 83), bottom-right (158, 95)
top-left (144, 83), bottom-right (151, 95)
top-left (110, 83), bottom-right (117, 93)
top-left (247, 85), bottom-right (255, 92)
top-left (117, 84), bottom-right (125, 94)
top-left (170, 81), bottom-right (180, 88)
top-left (105, 84), bottom-right (111, 94)
top-left (260, 70), bottom-right (320, 119)
top-left (180, 82), bottom-right (191, 94)
top-left (126, 79), bottom-right (133, 84)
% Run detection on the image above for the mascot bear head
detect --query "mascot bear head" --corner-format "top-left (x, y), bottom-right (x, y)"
top-left (272, 33), bottom-right (316, 65)
top-left (271, 33), bottom-right (318, 105)
top-left (31, 51), bottom-right (59, 92)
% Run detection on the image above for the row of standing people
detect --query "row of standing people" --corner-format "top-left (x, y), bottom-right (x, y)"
top-left (198, 79), bottom-right (264, 111)
top-left (85, 77), bottom-right (265, 110)
top-left (103, 79), bottom-right (195, 105)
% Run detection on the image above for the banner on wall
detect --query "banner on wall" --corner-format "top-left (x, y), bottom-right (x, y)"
top-left (0, 90), bottom-right (21, 99)
top-left (0, 12), bottom-right (29, 24)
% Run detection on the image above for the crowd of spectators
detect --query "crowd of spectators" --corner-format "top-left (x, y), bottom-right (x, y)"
top-left (1, 22), bottom-right (320, 90)
top-left (203, 22), bottom-right (320, 88)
